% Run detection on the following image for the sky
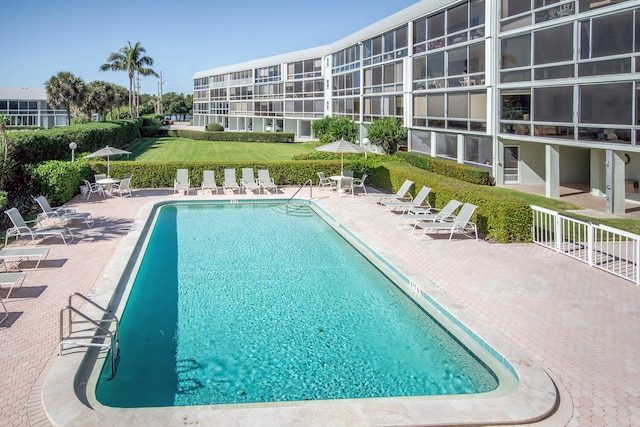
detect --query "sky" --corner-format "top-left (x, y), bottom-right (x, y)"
top-left (1, 0), bottom-right (419, 96)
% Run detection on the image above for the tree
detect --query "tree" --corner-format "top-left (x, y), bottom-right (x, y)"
top-left (82, 81), bottom-right (110, 121)
top-left (45, 71), bottom-right (86, 125)
top-left (311, 116), bottom-right (358, 144)
top-left (0, 113), bottom-right (7, 164)
top-left (99, 41), bottom-right (159, 118)
top-left (366, 117), bottom-right (407, 154)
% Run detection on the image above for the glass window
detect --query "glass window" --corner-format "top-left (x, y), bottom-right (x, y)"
top-left (414, 94), bottom-right (426, 116)
top-left (372, 67), bottom-right (383, 85)
top-left (534, 24), bottom-right (573, 65)
top-left (428, 94), bottom-right (445, 117)
top-left (469, 92), bottom-right (487, 119)
top-left (448, 47), bottom-right (467, 76)
top-left (396, 26), bottom-right (408, 49)
top-left (427, 52), bottom-right (445, 78)
top-left (414, 18), bottom-right (427, 44)
top-left (501, 34), bottom-right (531, 69)
top-left (580, 83), bottom-right (633, 125)
top-left (384, 31), bottom-right (395, 53)
top-left (448, 93), bottom-right (468, 118)
top-left (464, 136), bottom-right (492, 165)
top-left (470, 0), bottom-right (485, 27)
top-left (436, 133), bottom-right (457, 158)
top-left (411, 130), bottom-right (431, 153)
top-left (501, 90), bottom-right (531, 120)
top-left (591, 11), bottom-right (633, 58)
top-left (448, 3), bottom-right (469, 34)
top-left (428, 12), bottom-right (445, 40)
top-left (384, 64), bottom-right (395, 84)
top-left (468, 43), bottom-right (485, 73)
top-left (413, 57), bottom-right (427, 80)
top-left (501, 0), bottom-right (530, 18)
top-left (372, 36), bottom-right (383, 56)
top-left (533, 86), bottom-right (573, 122)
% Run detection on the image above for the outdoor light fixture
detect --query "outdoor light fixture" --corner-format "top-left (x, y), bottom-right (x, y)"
top-left (69, 142), bottom-right (77, 162)
top-left (362, 138), bottom-right (370, 159)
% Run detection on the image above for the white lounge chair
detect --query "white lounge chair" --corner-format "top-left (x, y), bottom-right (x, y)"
top-left (257, 169), bottom-right (278, 193)
top-left (0, 246), bottom-right (50, 270)
top-left (382, 186), bottom-right (431, 212)
top-left (34, 196), bottom-right (94, 228)
top-left (350, 174), bottom-right (368, 196)
top-left (223, 168), bottom-right (241, 193)
top-left (368, 179), bottom-right (414, 204)
top-left (0, 271), bottom-right (27, 325)
top-left (82, 179), bottom-right (104, 200)
top-left (241, 168), bottom-right (261, 193)
top-left (398, 199), bottom-right (462, 228)
top-left (201, 170), bottom-right (218, 194)
top-left (174, 169), bottom-right (190, 194)
top-left (413, 202), bottom-right (478, 241)
top-left (111, 177), bottom-right (133, 197)
top-left (317, 172), bottom-right (335, 190)
top-left (4, 208), bottom-right (73, 246)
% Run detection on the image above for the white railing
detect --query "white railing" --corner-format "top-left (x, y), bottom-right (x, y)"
top-left (532, 205), bottom-right (639, 285)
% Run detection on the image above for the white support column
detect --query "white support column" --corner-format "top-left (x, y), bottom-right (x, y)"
top-left (605, 149), bottom-right (626, 215)
top-left (545, 144), bottom-right (560, 198)
top-left (430, 132), bottom-right (437, 158)
top-left (457, 134), bottom-right (465, 164)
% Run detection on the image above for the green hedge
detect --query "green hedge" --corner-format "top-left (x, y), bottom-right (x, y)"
top-left (26, 159), bottom-right (92, 206)
top-left (368, 163), bottom-right (531, 242)
top-left (395, 151), bottom-right (492, 185)
top-left (205, 123), bottom-right (224, 132)
top-left (166, 129), bottom-right (295, 143)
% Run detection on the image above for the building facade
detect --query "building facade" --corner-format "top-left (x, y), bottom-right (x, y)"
top-left (0, 88), bottom-right (68, 129)
top-left (193, 0), bottom-right (640, 212)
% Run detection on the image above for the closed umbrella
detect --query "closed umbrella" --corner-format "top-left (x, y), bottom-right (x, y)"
top-left (315, 139), bottom-right (366, 174)
top-left (85, 145), bottom-right (131, 178)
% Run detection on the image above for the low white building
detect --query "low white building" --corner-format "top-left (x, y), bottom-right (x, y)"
top-left (0, 87), bottom-right (68, 129)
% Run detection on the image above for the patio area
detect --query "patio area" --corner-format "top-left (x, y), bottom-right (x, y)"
top-left (0, 186), bottom-right (638, 426)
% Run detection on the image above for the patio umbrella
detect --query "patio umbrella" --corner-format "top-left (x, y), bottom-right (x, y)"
top-left (315, 139), bottom-right (366, 174)
top-left (85, 145), bottom-right (131, 178)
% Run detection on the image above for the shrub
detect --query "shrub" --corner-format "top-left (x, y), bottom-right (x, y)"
top-left (205, 123), bottom-right (224, 132)
top-left (366, 117), bottom-right (407, 154)
top-left (25, 158), bottom-right (92, 206)
top-left (167, 129), bottom-right (294, 143)
top-left (396, 151), bottom-right (492, 185)
top-left (311, 117), bottom-right (358, 145)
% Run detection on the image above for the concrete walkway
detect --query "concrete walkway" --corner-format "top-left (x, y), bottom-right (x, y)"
top-left (0, 186), bottom-right (638, 426)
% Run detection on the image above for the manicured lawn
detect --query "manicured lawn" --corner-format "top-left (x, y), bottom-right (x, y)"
top-left (127, 137), bottom-right (319, 161)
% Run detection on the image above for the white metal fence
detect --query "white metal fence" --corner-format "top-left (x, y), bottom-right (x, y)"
top-left (532, 205), bottom-right (640, 285)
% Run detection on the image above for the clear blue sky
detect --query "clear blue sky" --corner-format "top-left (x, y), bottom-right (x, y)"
top-left (1, 0), bottom-right (419, 96)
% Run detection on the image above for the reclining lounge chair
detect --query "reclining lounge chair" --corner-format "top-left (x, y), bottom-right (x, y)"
top-left (4, 208), bottom-right (74, 246)
top-left (34, 196), bottom-right (94, 228)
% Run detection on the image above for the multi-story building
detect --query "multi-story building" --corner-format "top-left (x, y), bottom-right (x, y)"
top-left (0, 87), bottom-right (68, 129)
top-left (192, 0), bottom-right (640, 213)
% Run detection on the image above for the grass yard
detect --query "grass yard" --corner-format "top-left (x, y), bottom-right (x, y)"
top-left (127, 137), bottom-right (319, 161)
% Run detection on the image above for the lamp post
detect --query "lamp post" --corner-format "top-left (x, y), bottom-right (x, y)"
top-left (362, 138), bottom-right (370, 159)
top-left (69, 142), bottom-right (77, 162)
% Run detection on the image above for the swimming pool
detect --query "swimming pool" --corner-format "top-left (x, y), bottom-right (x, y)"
top-left (43, 196), bottom-right (558, 426)
top-left (95, 202), bottom-right (498, 407)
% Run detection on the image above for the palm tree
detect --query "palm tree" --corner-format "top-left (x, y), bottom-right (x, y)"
top-left (99, 41), bottom-right (159, 118)
top-left (0, 113), bottom-right (8, 164)
top-left (83, 81), bottom-right (111, 121)
top-left (45, 71), bottom-right (86, 125)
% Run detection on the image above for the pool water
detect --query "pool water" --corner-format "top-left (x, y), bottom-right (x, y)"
top-left (96, 203), bottom-right (498, 408)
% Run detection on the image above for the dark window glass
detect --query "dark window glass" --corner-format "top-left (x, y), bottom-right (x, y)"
top-left (428, 12), bottom-right (445, 39)
top-left (372, 36), bottom-right (383, 55)
top-left (372, 67), bottom-right (383, 85)
top-left (533, 86), bottom-right (573, 122)
top-left (448, 3), bottom-right (468, 34)
top-left (448, 47), bottom-right (468, 76)
top-left (580, 83), bottom-right (633, 125)
top-left (501, 34), bottom-right (531, 69)
top-left (534, 24), bottom-right (573, 65)
top-left (468, 43), bottom-right (485, 73)
top-left (428, 94), bottom-right (445, 117)
top-left (413, 57), bottom-right (427, 80)
top-left (578, 58), bottom-right (630, 76)
top-left (427, 52), bottom-right (445, 78)
top-left (396, 26), bottom-right (408, 49)
top-left (414, 18), bottom-right (427, 44)
top-left (592, 11), bottom-right (633, 57)
top-left (470, 0), bottom-right (485, 27)
top-left (534, 65), bottom-right (574, 80)
top-left (501, 0), bottom-right (530, 18)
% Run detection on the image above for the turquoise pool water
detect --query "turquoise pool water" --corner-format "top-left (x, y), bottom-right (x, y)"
top-left (96, 202), bottom-right (498, 408)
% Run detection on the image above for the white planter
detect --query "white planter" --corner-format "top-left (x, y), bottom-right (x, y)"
top-left (79, 185), bottom-right (88, 195)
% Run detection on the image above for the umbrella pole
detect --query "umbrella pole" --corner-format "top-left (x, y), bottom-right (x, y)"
top-left (341, 154), bottom-right (344, 175)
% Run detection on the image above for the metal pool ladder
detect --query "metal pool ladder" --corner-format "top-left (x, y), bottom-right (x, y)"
top-left (286, 179), bottom-right (313, 213)
top-left (59, 292), bottom-right (120, 379)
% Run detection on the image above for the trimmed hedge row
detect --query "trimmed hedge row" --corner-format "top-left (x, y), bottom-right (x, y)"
top-left (166, 129), bottom-right (294, 143)
top-left (395, 151), bottom-right (492, 185)
top-left (96, 158), bottom-right (529, 242)
top-left (368, 162), bottom-right (531, 242)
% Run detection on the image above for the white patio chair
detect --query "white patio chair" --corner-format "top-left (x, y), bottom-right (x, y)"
top-left (201, 170), bottom-right (218, 194)
top-left (398, 199), bottom-right (462, 228)
top-left (82, 179), bottom-right (104, 200)
top-left (34, 195), bottom-right (94, 228)
top-left (0, 271), bottom-right (27, 325)
top-left (174, 169), bottom-right (190, 194)
top-left (111, 177), bottom-right (133, 198)
top-left (368, 179), bottom-right (414, 204)
top-left (223, 169), bottom-right (241, 193)
top-left (241, 168), bottom-right (261, 193)
top-left (413, 202), bottom-right (478, 241)
top-left (4, 208), bottom-right (74, 246)
top-left (257, 169), bottom-right (278, 193)
top-left (350, 173), bottom-right (368, 197)
top-left (317, 172), bottom-right (334, 190)
top-left (382, 186), bottom-right (431, 212)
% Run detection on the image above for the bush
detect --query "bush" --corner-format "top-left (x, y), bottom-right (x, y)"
top-left (167, 129), bottom-right (294, 143)
top-left (396, 151), bottom-right (492, 185)
top-left (71, 115), bottom-right (90, 125)
top-left (205, 123), bottom-right (224, 132)
top-left (25, 159), bottom-right (92, 206)
top-left (366, 117), bottom-right (407, 154)
top-left (368, 162), bottom-right (531, 242)
top-left (311, 117), bottom-right (358, 145)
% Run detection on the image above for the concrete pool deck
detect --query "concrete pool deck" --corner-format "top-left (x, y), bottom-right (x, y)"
top-left (1, 186), bottom-right (639, 426)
